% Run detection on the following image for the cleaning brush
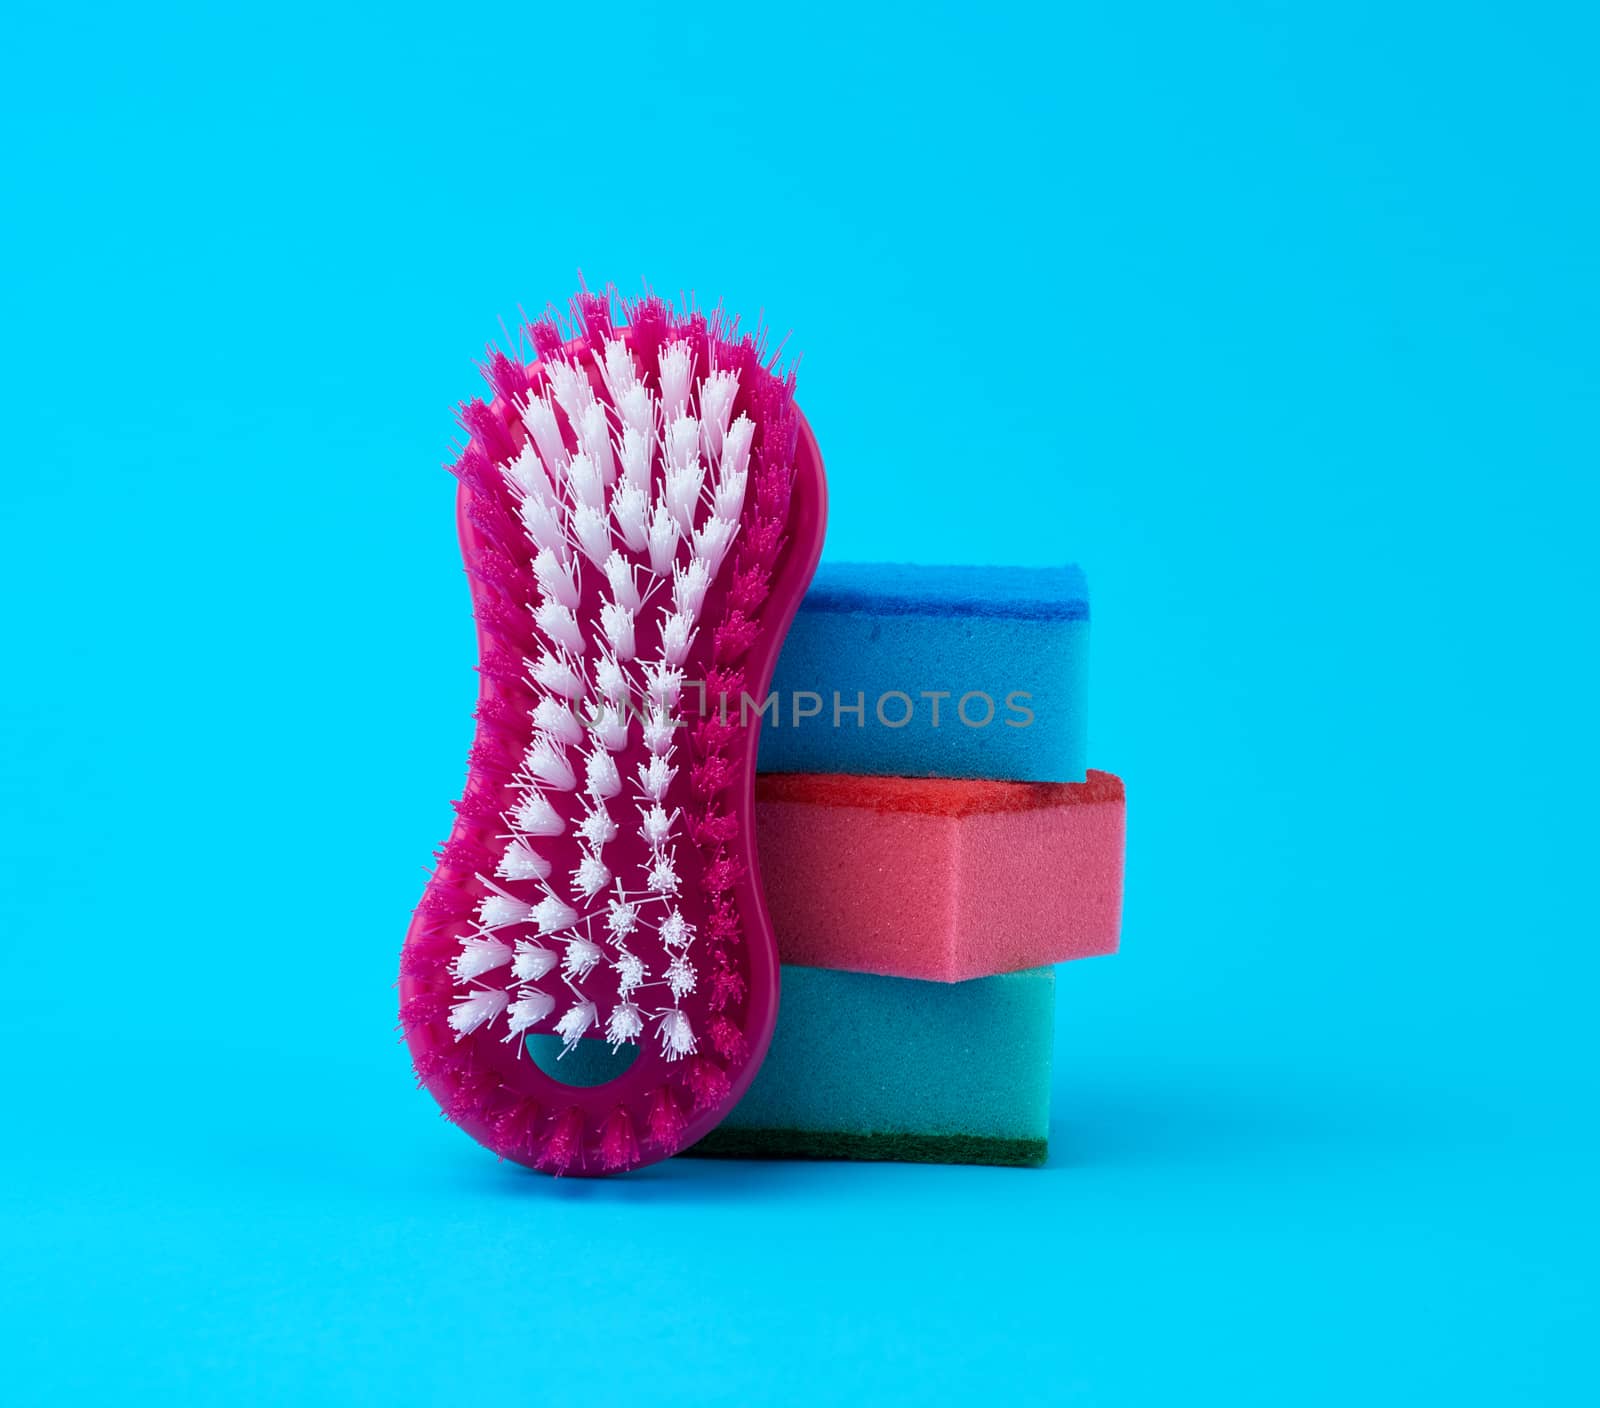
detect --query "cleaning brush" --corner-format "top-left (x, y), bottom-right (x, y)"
top-left (399, 285), bottom-right (827, 1175)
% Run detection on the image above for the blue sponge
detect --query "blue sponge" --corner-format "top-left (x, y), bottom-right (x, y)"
top-left (756, 562), bottom-right (1089, 782)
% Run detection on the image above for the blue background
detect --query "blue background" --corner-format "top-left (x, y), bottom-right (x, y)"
top-left (3, 3), bottom-right (1596, 1403)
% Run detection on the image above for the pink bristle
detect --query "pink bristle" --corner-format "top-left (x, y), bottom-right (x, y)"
top-left (701, 854), bottom-right (745, 897)
top-left (418, 886), bottom-right (471, 921)
top-left (482, 348), bottom-right (530, 407)
top-left (474, 595), bottom-right (529, 645)
top-left (689, 806), bottom-right (739, 847)
top-left (400, 989), bottom-right (448, 1033)
top-left (467, 735), bottom-right (517, 776)
top-left (598, 1106), bottom-right (639, 1172)
top-left (624, 296), bottom-right (667, 370)
top-left (727, 564), bottom-right (771, 614)
top-left (444, 1067), bottom-right (501, 1123)
top-left (459, 397), bottom-right (517, 466)
top-left (477, 645), bottom-right (528, 692)
top-left (451, 782), bottom-right (502, 826)
top-left (708, 1015), bottom-right (748, 1064)
top-left (536, 1107), bottom-right (585, 1175)
top-left (492, 1098), bottom-right (542, 1160)
top-left (468, 496), bottom-right (524, 555)
top-left (646, 1086), bottom-right (687, 1153)
top-left (686, 1058), bottom-right (731, 1113)
top-left (713, 611), bottom-right (759, 665)
top-left (448, 453), bottom-right (493, 507)
top-left (474, 694), bottom-right (523, 734)
top-left (410, 1045), bottom-right (460, 1086)
top-left (527, 318), bottom-right (564, 361)
top-left (709, 964), bottom-right (746, 1013)
top-left (469, 548), bottom-right (537, 602)
top-left (575, 292), bottom-right (613, 345)
top-left (400, 944), bottom-right (448, 982)
top-left (706, 904), bottom-right (740, 942)
top-left (434, 836), bottom-right (490, 873)
top-left (690, 754), bottom-right (735, 797)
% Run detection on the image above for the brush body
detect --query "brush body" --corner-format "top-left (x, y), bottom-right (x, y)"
top-left (399, 290), bottom-right (826, 1175)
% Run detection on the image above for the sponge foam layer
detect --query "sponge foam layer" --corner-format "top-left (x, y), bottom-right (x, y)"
top-left (754, 769), bottom-right (1124, 982)
top-left (690, 963), bottom-right (1055, 1166)
top-left (757, 562), bottom-right (1089, 782)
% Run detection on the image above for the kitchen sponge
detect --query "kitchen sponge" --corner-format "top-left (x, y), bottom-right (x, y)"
top-left (690, 964), bottom-right (1056, 1166)
top-left (754, 769), bottom-right (1124, 981)
top-left (756, 562), bottom-right (1089, 782)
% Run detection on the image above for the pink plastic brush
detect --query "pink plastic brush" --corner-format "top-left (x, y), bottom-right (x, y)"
top-left (399, 286), bottom-right (827, 1176)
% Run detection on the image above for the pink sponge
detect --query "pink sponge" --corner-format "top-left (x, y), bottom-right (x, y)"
top-left (754, 769), bottom-right (1124, 982)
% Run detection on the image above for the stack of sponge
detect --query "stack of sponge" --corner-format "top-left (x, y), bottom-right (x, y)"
top-left (692, 563), bottom-right (1125, 1167)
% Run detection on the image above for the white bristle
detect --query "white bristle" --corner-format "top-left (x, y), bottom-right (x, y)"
top-left (603, 551), bottom-right (642, 611)
top-left (641, 708), bottom-right (675, 753)
top-left (641, 804), bottom-right (676, 847)
top-left (599, 601), bottom-right (636, 661)
top-left (700, 370), bottom-right (739, 460)
top-left (617, 383), bottom-right (654, 438)
top-left (562, 935), bottom-right (602, 980)
top-left (606, 897), bottom-right (639, 939)
top-left (666, 415), bottom-right (700, 472)
top-left (522, 736), bottom-right (575, 791)
top-left (519, 494), bottom-right (566, 556)
top-left (523, 396), bottom-right (569, 476)
top-left (637, 754), bottom-right (675, 803)
top-left (505, 989), bottom-right (555, 1036)
top-left (530, 651), bottom-right (582, 700)
top-left (672, 558), bottom-right (712, 620)
top-left (585, 746), bottom-right (622, 800)
top-left (478, 895), bottom-right (537, 930)
top-left (618, 423), bottom-right (651, 491)
top-left (614, 948), bottom-right (646, 996)
top-left (534, 602), bottom-right (585, 656)
top-left (547, 359), bottom-right (594, 425)
top-left (658, 909), bottom-right (692, 948)
top-left (504, 442), bottom-right (550, 499)
top-left (647, 502), bottom-right (680, 575)
top-left (663, 461), bottom-right (703, 535)
top-left (532, 546), bottom-right (579, 609)
top-left (576, 803), bottom-right (618, 848)
top-left (647, 853), bottom-right (680, 895)
top-left (722, 414), bottom-right (755, 481)
top-left (713, 466), bottom-right (748, 522)
top-left (568, 452), bottom-right (606, 511)
top-left (577, 403), bottom-right (616, 486)
top-left (659, 340), bottom-right (693, 415)
top-left (595, 653), bottom-right (629, 704)
top-left (692, 516), bottom-right (737, 574)
top-left (591, 704), bottom-right (630, 753)
top-left (555, 999), bottom-right (598, 1052)
top-left (534, 896), bottom-right (579, 934)
top-left (573, 503), bottom-right (613, 569)
top-left (659, 609), bottom-right (694, 666)
top-left (605, 1001), bottom-right (643, 1049)
top-left (656, 1008), bottom-right (696, 1061)
top-left (643, 662), bottom-right (684, 711)
top-left (511, 789), bottom-right (564, 836)
top-left (450, 987), bottom-right (508, 1038)
top-left (572, 852), bottom-right (611, 899)
top-left (532, 697), bottom-right (583, 748)
top-left (498, 838), bottom-right (551, 882)
top-left (666, 952), bottom-right (696, 1000)
top-left (612, 483), bottom-right (650, 552)
top-left (512, 940), bottom-right (557, 983)
top-left (454, 935), bottom-right (513, 981)
top-left (601, 338), bottom-right (638, 400)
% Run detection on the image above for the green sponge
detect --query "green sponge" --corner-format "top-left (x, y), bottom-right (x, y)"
top-left (690, 964), bottom-right (1055, 1167)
